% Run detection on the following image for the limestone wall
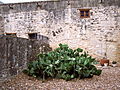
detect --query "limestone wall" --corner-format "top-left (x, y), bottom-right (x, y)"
top-left (0, 0), bottom-right (120, 61)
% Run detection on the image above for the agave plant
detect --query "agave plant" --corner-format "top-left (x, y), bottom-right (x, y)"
top-left (23, 44), bottom-right (102, 81)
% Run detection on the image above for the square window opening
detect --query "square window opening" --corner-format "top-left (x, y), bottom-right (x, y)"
top-left (28, 33), bottom-right (37, 39)
top-left (79, 9), bottom-right (91, 18)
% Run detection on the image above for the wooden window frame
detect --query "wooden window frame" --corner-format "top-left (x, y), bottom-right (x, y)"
top-left (79, 9), bottom-right (91, 18)
top-left (6, 33), bottom-right (17, 37)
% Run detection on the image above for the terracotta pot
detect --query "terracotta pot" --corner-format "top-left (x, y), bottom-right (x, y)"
top-left (99, 59), bottom-right (109, 66)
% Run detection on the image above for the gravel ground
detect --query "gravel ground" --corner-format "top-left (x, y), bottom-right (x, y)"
top-left (0, 66), bottom-right (120, 90)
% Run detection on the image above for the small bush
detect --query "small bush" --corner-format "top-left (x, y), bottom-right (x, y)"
top-left (23, 44), bottom-right (102, 81)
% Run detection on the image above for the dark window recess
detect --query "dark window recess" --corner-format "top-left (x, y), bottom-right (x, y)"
top-left (80, 11), bottom-right (84, 16)
top-left (38, 34), bottom-right (49, 40)
top-left (28, 33), bottom-right (37, 39)
top-left (6, 33), bottom-right (16, 37)
top-left (85, 11), bottom-right (89, 16)
top-left (79, 9), bottom-right (91, 18)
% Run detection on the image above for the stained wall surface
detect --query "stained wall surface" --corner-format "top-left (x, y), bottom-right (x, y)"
top-left (0, 0), bottom-right (120, 61)
top-left (0, 36), bottom-right (51, 80)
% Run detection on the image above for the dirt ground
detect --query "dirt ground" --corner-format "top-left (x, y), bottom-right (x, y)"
top-left (0, 66), bottom-right (120, 90)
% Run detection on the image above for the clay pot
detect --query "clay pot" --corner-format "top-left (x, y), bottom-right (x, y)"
top-left (99, 59), bottom-right (109, 66)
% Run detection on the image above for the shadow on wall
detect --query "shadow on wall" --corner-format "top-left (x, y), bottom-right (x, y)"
top-left (0, 35), bottom-right (52, 80)
top-left (28, 33), bottom-right (49, 43)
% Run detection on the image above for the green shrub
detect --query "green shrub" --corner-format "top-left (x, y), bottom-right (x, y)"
top-left (23, 44), bottom-right (102, 81)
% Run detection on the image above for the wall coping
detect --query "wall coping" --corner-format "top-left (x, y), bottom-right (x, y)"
top-left (0, 0), bottom-right (60, 6)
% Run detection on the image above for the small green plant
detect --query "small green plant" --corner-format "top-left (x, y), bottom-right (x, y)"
top-left (112, 61), bottom-right (117, 64)
top-left (23, 44), bottom-right (102, 81)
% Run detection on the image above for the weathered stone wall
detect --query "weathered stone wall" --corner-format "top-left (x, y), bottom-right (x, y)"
top-left (0, 0), bottom-right (120, 61)
top-left (50, 0), bottom-right (120, 62)
top-left (0, 36), bottom-right (51, 80)
top-left (67, 4), bottom-right (120, 62)
top-left (0, 14), bottom-right (4, 34)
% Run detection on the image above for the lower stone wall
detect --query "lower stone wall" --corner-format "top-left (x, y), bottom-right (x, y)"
top-left (0, 36), bottom-right (52, 80)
